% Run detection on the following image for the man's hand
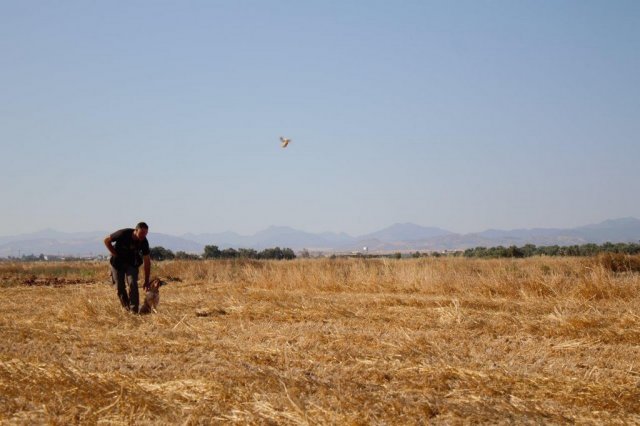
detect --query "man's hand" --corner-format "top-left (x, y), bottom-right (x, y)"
top-left (143, 254), bottom-right (151, 291)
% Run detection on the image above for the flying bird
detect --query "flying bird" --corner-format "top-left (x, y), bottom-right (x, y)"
top-left (280, 136), bottom-right (291, 148)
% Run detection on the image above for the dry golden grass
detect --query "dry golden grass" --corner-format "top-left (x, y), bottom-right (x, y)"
top-left (1, 257), bottom-right (640, 424)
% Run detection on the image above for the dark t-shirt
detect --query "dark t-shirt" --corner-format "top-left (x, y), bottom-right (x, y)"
top-left (110, 228), bottom-right (150, 268)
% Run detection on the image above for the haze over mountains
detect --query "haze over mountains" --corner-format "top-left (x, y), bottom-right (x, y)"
top-left (1, 218), bottom-right (640, 257)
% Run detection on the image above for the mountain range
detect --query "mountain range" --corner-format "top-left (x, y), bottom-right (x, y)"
top-left (1, 218), bottom-right (640, 257)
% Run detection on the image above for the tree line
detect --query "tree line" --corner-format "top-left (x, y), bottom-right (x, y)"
top-left (150, 245), bottom-right (296, 261)
top-left (462, 242), bottom-right (640, 258)
top-left (5, 242), bottom-right (640, 262)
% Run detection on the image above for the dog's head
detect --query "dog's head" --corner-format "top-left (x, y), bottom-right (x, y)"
top-left (148, 278), bottom-right (167, 291)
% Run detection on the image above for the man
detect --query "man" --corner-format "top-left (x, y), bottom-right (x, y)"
top-left (104, 222), bottom-right (151, 313)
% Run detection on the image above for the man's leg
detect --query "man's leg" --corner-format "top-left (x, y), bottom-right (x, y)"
top-left (111, 265), bottom-right (129, 309)
top-left (126, 266), bottom-right (140, 313)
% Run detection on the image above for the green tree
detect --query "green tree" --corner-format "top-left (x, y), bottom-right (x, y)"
top-left (203, 245), bottom-right (221, 259)
top-left (238, 248), bottom-right (258, 259)
top-left (282, 248), bottom-right (296, 260)
top-left (175, 251), bottom-right (200, 260)
top-left (258, 247), bottom-right (296, 260)
top-left (150, 246), bottom-right (175, 261)
top-left (221, 248), bottom-right (238, 258)
top-left (505, 246), bottom-right (524, 258)
top-left (521, 244), bottom-right (537, 257)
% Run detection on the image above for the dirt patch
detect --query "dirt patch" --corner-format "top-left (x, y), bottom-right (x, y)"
top-left (22, 276), bottom-right (96, 287)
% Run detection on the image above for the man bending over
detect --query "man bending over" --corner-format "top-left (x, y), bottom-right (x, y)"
top-left (104, 222), bottom-right (151, 313)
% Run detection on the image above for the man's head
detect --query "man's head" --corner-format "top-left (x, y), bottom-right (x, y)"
top-left (134, 222), bottom-right (149, 240)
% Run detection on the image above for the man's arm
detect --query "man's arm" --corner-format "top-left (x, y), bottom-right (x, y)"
top-left (143, 255), bottom-right (151, 289)
top-left (104, 235), bottom-right (117, 257)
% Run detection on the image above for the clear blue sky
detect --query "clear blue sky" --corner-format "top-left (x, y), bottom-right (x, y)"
top-left (2, 1), bottom-right (639, 236)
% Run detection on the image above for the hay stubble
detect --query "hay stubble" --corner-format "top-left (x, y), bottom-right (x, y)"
top-left (1, 257), bottom-right (639, 424)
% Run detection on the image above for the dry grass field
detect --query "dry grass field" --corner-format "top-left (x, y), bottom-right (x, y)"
top-left (1, 256), bottom-right (640, 424)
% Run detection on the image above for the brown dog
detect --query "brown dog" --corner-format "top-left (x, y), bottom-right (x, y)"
top-left (139, 278), bottom-right (166, 315)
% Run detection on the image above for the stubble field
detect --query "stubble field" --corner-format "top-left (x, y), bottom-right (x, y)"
top-left (1, 256), bottom-right (639, 424)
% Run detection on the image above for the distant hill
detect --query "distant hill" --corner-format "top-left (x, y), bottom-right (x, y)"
top-left (0, 229), bottom-right (105, 246)
top-left (334, 218), bottom-right (640, 252)
top-left (144, 233), bottom-right (204, 253)
top-left (568, 217), bottom-right (640, 243)
top-left (460, 217), bottom-right (640, 248)
top-left (1, 218), bottom-right (639, 257)
top-left (359, 223), bottom-right (453, 242)
top-left (182, 231), bottom-right (245, 247)
top-left (0, 231), bottom-right (202, 257)
top-left (182, 226), bottom-right (354, 250)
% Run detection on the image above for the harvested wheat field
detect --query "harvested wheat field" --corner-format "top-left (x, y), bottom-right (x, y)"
top-left (1, 256), bottom-right (640, 424)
